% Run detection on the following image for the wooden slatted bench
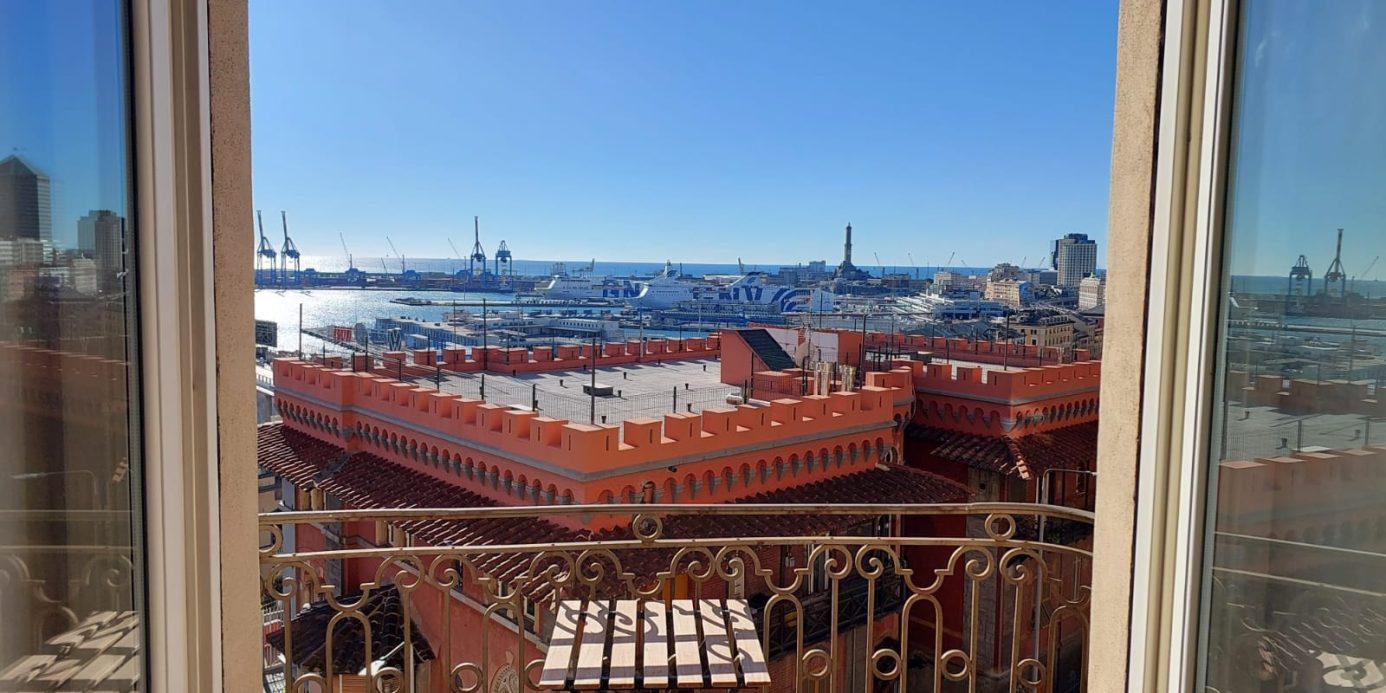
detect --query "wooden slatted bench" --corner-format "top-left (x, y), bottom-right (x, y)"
top-left (538, 599), bottom-right (771, 690)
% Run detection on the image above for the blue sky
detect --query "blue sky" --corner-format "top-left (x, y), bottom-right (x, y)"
top-left (1, 1), bottom-right (130, 246)
top-left (250, 1), bottom-right (1119, 268)
top-left (1223, 0), bottom-right (1386, 279)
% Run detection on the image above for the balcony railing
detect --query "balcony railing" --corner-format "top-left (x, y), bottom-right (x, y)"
top-left (258, 503), bottom-right (1092, 692)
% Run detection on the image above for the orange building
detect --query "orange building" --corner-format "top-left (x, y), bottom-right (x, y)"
top-left (261, 330), bottom-right (972, 691)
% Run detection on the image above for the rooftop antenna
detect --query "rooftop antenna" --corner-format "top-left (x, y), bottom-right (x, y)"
top-left (255, 210), bottom-right (277, 287)
top-left (1324, 228), bottom-right (1347, 298)
top-left (279, 211), bottom-right (300, 287)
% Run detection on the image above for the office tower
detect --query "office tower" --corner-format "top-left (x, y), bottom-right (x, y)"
top-left (1052, 233), bottom-right (1097, 287)
top-left (0, 155), bottom-right (53, 243)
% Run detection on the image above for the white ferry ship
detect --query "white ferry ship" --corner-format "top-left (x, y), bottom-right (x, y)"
top-left (535, 275), bottom-right (640, 301)
top-left (633, 269), bottom-right (834, 313)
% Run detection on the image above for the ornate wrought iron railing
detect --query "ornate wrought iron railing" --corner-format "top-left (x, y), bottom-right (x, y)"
top-left (258, 503), bottom-right (1093, 692)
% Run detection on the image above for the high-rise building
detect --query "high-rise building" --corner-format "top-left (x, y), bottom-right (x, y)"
top-left (78, 210), bottom-right (126, 273)
top-left (1052, 233), bottom-right (1098, 287)
top-left (0, 156), bottom-right (53, 243)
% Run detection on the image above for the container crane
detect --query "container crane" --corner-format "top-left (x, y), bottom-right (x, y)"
top-left (1353, 255), bottom-right (1380, 295)
top-left (339, 232), bottom-right (353, 270)
top-left (469, 216), bottom-right (487, 275)
top-left (279, 211), bottom-right (300, 287)
top-left (255, 210), bottom-right (277, 287)
top-left (385, 236), bottom-right (404, 274)
top-left (1287, 254), bottom-right (1312, 309)
top-left (495, 240), bottom-right (512, 276)
top-left (1324, 228), bottom-right (1347, 298)
top-left (447, 237), bottom-right (466, 282)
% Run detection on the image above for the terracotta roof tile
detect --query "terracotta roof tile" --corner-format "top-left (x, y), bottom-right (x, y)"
top-left (907, 422), bottom-right (1098, 480)
top-left (259, 423), bottom-right (971, 596)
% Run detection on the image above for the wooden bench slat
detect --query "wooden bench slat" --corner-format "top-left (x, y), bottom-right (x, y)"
top-left (700, 599), bottom-right (739, 687)
top-left (573, 599), bottom-right (611, 689)
top-left (0, 654), bottom-right (56, 683)
top-left (537, 600), bottom-right (584, 689)
top-left (607, 600), bottom-right (639, 689)
top-left (727, 599), bottom-right (772, 686)
top-left (640, 601), bottom-right (670, 688)
top-left (541, 598), bottom-right (768, 690)
top-left (671, 600), bottom-right (704, 688)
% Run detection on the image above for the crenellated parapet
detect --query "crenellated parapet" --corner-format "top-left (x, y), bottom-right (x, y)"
top-left (866, 334), bottom-right (1088, 368)
top-left (350, 334), bottom-right (722, 377)
top-left (899, 359), bottom-right (1102, 436)
top-left (272, 357), bottom-right (901, 520)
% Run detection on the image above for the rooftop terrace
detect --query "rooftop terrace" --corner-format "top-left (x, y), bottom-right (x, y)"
top-left (415, 357), bottom-right (734, 426)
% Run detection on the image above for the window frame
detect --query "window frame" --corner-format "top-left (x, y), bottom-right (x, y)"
top-left (1120, 0), bottom-right (1241, 690)
top-left (129, 0), bottom-right (255, 688)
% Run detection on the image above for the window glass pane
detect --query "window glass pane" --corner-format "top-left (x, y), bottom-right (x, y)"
top-left (0, 1), bottom-right (143, 689)
top-left (1202, 2), bottom-right (1386, 691)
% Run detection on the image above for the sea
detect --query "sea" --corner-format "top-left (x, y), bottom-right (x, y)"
top-left (256, 264), bottom-right (1386, 357)
top-left (288, 255), bottom-right (993, 280)
top-left (255, 288), bottom-right (713, 356)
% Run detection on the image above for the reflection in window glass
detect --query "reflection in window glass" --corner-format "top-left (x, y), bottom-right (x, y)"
top-left (1202, 2), bottom-right (1386, 691)
top-left (0, 2), bottom-right (143, 689)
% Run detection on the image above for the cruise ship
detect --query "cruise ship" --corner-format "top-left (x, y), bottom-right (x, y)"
top-left (535, 275), bottom-right (640, 301)
top-left (627, 262), bottom-right (703, 309)
top-left (633, 270), bottom-right (834, 313)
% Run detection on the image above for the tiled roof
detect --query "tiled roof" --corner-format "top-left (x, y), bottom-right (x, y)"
top-left (258, 424), bottom-right (971, 593)
top-left (907, 422), bottom-right (1098, 480)
top-left (258, 424), bottom-right (585, 587)
top-left (265, 584), bottom-right (434, 674)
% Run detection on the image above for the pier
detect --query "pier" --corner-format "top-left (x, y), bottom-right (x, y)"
top-left (1229, 319), bottom-right (1386, 338)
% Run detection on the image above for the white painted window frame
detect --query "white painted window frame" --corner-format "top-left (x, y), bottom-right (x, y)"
top-left (1126, 0), bottom-right (1240, 690)
top-left (129, 0), bottom-right (222, 688)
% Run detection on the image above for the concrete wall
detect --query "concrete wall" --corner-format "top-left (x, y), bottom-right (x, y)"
top-left (1088, 0), bottom-right (1164, 689)
top-left (209, 0), bottom-right (261, 686)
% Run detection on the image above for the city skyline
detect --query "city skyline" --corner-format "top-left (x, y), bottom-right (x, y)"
top-left (248, 1), bottom-right (1120, 268)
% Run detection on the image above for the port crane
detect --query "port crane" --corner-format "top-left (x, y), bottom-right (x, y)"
top-left (279, 211), bottom-right (300, 287)
top-left (1287, 255), bottom-right (1313, 308)
top-left (255, 210), bottom-right (277, 287)
top-left (385, 236), bottom-right (405, 274)
top-left (873, 251), bottom-right (883, 277)
top-left (339, 233), bottom-right (353, 270)
top-left (495, 240), bottom-right (512, 277)
top-left (1324, 228), bottom-right (1348, 298)
top-left (468, 216), bottom-right (487, 275)
top-left (447, 237), bottom-right (465, 278)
